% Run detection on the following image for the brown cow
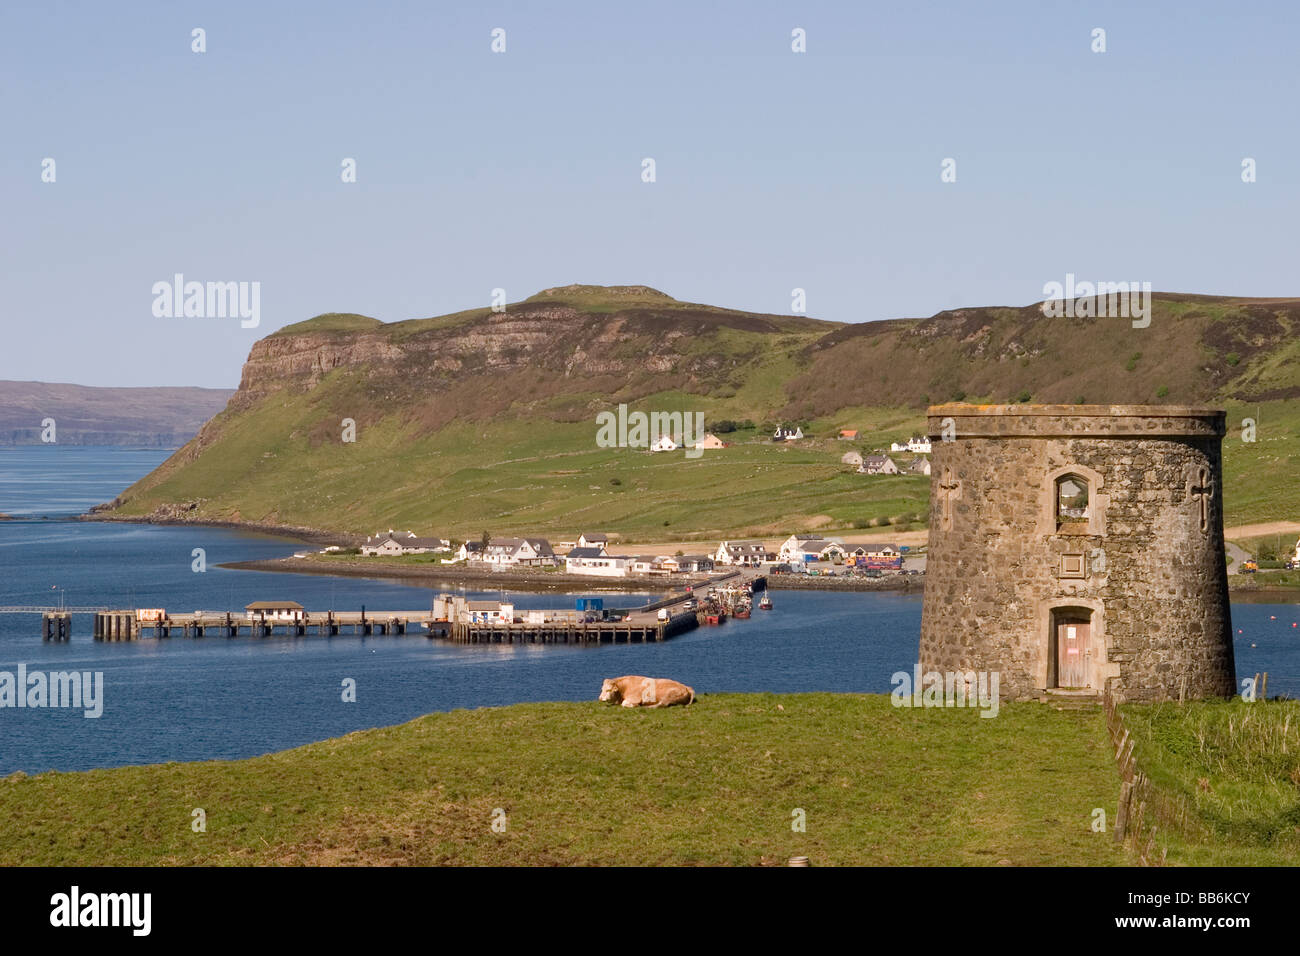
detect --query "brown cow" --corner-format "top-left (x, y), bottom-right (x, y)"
top-left (598, 675), bottom-right (696, 708)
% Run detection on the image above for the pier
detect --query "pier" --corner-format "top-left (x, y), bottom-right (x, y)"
top-left (447, 610), bottom-right (698, 645)
top-left (1, 571), bottom-right (773, 644)
top-left (3, 597), bottom-right (716, 644)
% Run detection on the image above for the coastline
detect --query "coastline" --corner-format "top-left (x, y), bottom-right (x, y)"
top-left (217, 555), bottom-right (923, 595)
top-left (78, 510), bottom-right (354, 546)
top-left (78, 512), bottom-right (1296, 601)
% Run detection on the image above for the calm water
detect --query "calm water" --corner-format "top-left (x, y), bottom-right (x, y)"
top-left (0, 445), bottom-right (1294, 774)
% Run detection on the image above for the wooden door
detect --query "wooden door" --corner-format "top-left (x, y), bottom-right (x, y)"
top-left (1056, 616), bottom-right (1090, 688)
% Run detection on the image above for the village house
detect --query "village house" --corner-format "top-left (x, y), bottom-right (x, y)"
top-left (650, 434), bottom-right (679, 452)
top-left (890, 436), bottom-right (932, 454)
top-left (565, 547), bottom-right (632, 577)
top-left (576, 533), bottom-right (609, 550)
top-left (848, 543), bottom-right (901, 560)
top-left (908, 457), bottom-right (931, 476)
top-left (454, 540), bottom-right (485, 563)
top-left (714, 540), bottom-right (772, 566)
top-left (841, 450), bottom-right (864, 467)
top-left (677, 554), bottom-right (715, 573)
top-left (694, 433), bottom-right (728, 450)
top-left (772, 425), bottom-right (804, 442)
top-left (838, 429), bottom-right (859, 440)
top-left (360, 530), bottom-right (451, 556)
top-left (858, 454), bottom-right (900, 475)
top-left (778, 534), bottom-right (845, 563)
top-left (465, 600), bottom-right (513, 623)
top-left (244, 600), bottom-right (304, 622)
top-left (483, 537), bottom-right (556, 567)
top-left (626, 555), bottom-right (668, 575)
top-left (845, 543), bottom-right (903, 568)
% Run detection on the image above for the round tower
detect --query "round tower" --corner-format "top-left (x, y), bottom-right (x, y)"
top-left (919, 404), bottom-right (1236, 702)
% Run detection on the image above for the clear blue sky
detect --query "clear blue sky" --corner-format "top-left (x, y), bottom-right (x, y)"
top-left (3, 0), bottom-right (1297, 387)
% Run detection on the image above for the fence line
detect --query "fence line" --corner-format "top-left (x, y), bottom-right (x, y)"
top-left (1102, 684), bottom-right (1209, 866)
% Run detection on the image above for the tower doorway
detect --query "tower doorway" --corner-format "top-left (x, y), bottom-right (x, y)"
top-left (1049, 608), bottom-right (1093, 689)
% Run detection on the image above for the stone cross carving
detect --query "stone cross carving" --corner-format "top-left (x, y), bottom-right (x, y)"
top-left (938, 467), bottom-right (961, 532)
top-left (1189, 467), bottom-right (1211, 533)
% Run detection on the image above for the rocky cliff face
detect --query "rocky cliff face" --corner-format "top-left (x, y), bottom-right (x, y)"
top-left (230, 297), bottom-right (825, 420)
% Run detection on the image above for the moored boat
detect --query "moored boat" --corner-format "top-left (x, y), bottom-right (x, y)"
top-left (758, 594), bottom-right (773, 610)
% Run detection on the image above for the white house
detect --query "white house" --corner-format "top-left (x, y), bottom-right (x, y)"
top-left (650, 434), bottom-right (679, 452)
top-left (565, 548), bottom-right (632, 577)
top-left (772, 425), bottom-right (804, 442)
top-left (694, 433), bottom-right (728, 450)
top-left (858, 455), bottom-right (899, 475)
top-left (908, 457), bottom-right (931, 476)
top-left (244, 600), bottom-right (304, 622)
top-left (361, 530), bottom-right (450, 556)
top-left (465, 600), bottom-right (514, 624)
top-left (891, 436), bottom-right (932, 453)
top-left (577, 533), bottom-right (609, 550)
top-left (778, 535), bottom-right (844, 563)
top-left (483, 537), bottom-right (556, 567)
top-left (715, 540), bottom-right (770, 566)
top-left (454, 541), bottom-right (485, 563)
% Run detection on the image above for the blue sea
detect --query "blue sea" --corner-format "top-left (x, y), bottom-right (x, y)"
top-left (0, 445), bottom-right (1294, 775)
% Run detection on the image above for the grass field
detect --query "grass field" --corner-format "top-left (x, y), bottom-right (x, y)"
top-left (1, 694), bottom-right (1127, 866)
top-left (110, 392), bottom-right (934, 541)
top-left (1119, 699), bottom-right (1300, 866)
top-left (109, 395), bottom-right (1300, 542)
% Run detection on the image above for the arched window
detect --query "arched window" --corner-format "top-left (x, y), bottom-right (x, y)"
top-left (1055, 474), bottom-right (1090, 533)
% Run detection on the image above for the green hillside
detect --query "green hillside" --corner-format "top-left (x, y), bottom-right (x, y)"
top-left (100, 287), bottom-right (1300, 539)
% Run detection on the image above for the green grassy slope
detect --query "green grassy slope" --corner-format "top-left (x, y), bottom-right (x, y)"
top-left (0, 694), bottom-right (1126, 866)
top-left (1120, 699), bottom-right (1300, 866)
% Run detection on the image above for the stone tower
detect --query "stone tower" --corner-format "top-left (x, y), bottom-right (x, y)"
top-left (919, 404), bottom-right (1236, 702)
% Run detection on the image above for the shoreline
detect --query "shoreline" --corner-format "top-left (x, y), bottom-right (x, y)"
top-left (78, 511), bottom-right (351, 546)
top-left (218, 556), bottom-right (923, 595)
top-left (75, 513), bottom-right (1299, 601)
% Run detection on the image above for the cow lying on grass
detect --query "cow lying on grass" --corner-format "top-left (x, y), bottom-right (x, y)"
top-left (598, 675), bottom-right (696, 708)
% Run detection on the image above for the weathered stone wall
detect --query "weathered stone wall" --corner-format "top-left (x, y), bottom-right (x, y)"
top-left (920, 405), bottom-right (1236, 701)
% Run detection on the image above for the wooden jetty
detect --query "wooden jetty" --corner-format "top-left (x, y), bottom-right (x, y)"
top-left (6, 601), bottom-right (706, 645)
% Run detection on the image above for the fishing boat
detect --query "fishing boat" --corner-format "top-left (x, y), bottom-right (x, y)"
top-left (758, 594), bottom-right (773, 611)
top-left (733, 599), bottom-right (751, 619)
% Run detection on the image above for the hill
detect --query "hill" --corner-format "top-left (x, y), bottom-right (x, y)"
top-left (96, 286), bottom-right (1300, 539)
top-left (0, 381), bottom-right (235, 447)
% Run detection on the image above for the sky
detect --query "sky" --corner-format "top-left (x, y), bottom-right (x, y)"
top-left (2, 0), bottom-right (1298, 387)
